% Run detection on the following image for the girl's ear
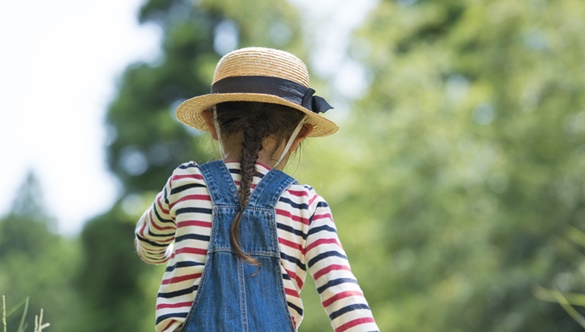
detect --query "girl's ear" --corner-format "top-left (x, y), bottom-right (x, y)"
top-left (290, 123), bottom-right (313, 152)
top-left (202, 109), bottom-right (219, 140)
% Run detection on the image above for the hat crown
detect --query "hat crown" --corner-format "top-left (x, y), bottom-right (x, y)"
top-left (212, 47), bottom-right (310, 88)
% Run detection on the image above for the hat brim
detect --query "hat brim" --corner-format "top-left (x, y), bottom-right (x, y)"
top-left (176, 93), bottom-right (339, 137)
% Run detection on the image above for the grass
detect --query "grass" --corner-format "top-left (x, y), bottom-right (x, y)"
top-left (534, 225), bottom-right (585, 328)
top-left (2, 296), bottom-right (50, 332)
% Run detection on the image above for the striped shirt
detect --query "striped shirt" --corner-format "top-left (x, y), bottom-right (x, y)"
top-left (135, 161), bottom-right (379, 332)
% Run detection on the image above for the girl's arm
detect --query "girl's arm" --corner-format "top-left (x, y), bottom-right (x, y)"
top-left (305, 197), bottom-right (379, 332)
top-left (134, 177), bottom-right (176, 264)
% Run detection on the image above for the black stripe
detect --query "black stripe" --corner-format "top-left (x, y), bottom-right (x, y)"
top-left (176, 207), bottom-right (213, 215)
top-left (308, 251), bottom-right (347, 268)
top-left (287, 301), bottom-right (304, 316)
top-left (329, 303), bottom-right (371, 320)
top-left (170, 183), bottom-right (206, 195)
top-left (136, 235), bottom-right (172, 247)
top-left (280, 252), bottom-right (305, 271)
top-left (165, 261), bottom-right (204, 272)
top-left (155, 312), bottom-right (189, 324)
top-left (178, 163), bottom-right (197, 169)
top-left (277, 223), bottom-right (307, 240)
top-left (278, 197), bottom-right (309, 210)
top-left (176, 233), bottom-right (210, 242)
top-left (146, 228), bottom-right (175, 238)
top-left (316, 278), bottom-right (357, 294)
top-left (315, 201), bottom-right (329, 208)
top-left (139, 247), bottom-right (167, 257)
top-left (307, 224), bottom-right (336, 237)
top-left (153, 203), bottom-right (174, 224)
top-left (163, 186), bottom-right (170, 206)
top-left (158, 285), bottom-right (198, 298)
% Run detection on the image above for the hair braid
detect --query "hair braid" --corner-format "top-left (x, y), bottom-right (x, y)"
top-left (230, 120), bottom-right (267, 272)
top-left (213, 101), bottom-right (305, 274)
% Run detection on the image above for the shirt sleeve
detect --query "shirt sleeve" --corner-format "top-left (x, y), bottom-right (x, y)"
top-left (135, 175), bottom-right (176, 265)
top-left (305, 197), bottom-right (379, 332)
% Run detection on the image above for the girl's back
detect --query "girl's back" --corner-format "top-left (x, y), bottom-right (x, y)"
top-left (135, 47), bottom-right (379, 331)
top-left (136, 161), bottom-right (376, 331)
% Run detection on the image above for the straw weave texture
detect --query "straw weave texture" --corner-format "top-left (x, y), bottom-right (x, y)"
top-left (213, 48), bottom-right (310, 87)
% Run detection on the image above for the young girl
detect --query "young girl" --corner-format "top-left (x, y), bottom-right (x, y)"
top-left (135, 47), bottom-right (379, 332)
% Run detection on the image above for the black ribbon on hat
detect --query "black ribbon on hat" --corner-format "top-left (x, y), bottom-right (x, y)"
top-left (211, 76), bottom-right (333, 114)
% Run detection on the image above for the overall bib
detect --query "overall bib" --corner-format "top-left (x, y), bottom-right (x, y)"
top-left (181, 160), bottom-right (297, 332)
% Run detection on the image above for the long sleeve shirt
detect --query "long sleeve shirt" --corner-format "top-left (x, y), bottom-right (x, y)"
top-left (135, 161), bottom-right (379, 332)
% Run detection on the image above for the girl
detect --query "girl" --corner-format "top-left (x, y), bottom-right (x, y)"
top-left (135, 47), bottom-right (379, 332)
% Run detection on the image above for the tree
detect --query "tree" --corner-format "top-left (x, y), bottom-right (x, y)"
top-left (77, 0), bottom-right (317, 330)
top-left (319, 0), bottom-right (585, 331)
top-left (0, 172), bottom-right (80, 331)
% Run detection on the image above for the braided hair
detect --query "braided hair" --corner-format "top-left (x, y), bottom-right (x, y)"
top-left (214, 101), bottom-right (305, 270)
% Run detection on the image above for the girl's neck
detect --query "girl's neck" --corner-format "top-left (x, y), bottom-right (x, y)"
top-left (219, 134), bottom-right (289, 171)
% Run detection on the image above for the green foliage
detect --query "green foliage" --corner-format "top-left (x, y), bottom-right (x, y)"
top-left (311, 0), bottom-right (585, 330)
top-left (0, 173), bottom-right (80, 331)
top-left (86, 0), bottom-right (314, 330)
top-left (75, 205), bottom-right (155, 332)
top-left (6, 1), bottom-right (585, 331)
top-left (536, 225), bottom-right (585, 328)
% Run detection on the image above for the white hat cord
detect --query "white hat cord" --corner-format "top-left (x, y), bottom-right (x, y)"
top-left (273, 116), bottom-right (306, 169)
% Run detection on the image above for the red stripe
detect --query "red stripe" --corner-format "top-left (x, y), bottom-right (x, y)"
top-left (171, 174), bottom-right (203, 181)
top-left (335, 317), bottom-right (376, 332)
top-left (287, 189), bottom-right (309, 197)
top-left (304, 238), bottom-right (341, 255)
top-left (322, 290), bottom-right (364, 308)
top-left (139, 222), bottom-right (147, 237)
top-left (156, 195), bottom-right (169, 214)
top-left (312, 212), bottom-right (333, 222)
top-left (279, 237), bottom-right (303, 251)
top-left (162, 320), bottom-right (176, 332)
top-left (169, 194), bottom-right (211, 209)
top-left (156, 301), bottom-right (193, 310)
top-left (284, 268), bottom-right (304, 289)
top-left (308, 194), bottom-right (319, 206)
top-left (175, 247), bottom-right (207, 256)
top-left (284, 287), bottom-right (300, 298)
top-left (150, 210), bottom-right (175, 231)
top-left (314, 264), bottom-right (351, 280)
top-left (161, 273), bottom-right (202, 285)
top-left (177, 220), bottom-right (212, 228)
top-left (276, 209), bottom-right (310, 225)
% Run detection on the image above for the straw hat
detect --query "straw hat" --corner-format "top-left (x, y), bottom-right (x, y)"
top-left (175, 47), bottom-right (339, 137)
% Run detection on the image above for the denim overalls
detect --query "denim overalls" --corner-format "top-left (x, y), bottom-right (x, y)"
top-left (181, 160), bottom-right (297, 332)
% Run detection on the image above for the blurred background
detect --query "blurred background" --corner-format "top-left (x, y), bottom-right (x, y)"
top-left (1, 0), bottom-right (585, 331)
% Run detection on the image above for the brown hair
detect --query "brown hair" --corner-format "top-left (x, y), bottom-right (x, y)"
top-left (214, 101), bottom-right (305, 270)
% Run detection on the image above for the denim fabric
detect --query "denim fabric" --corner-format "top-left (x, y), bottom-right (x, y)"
top-left (181, 160), bottom-right (297, 332)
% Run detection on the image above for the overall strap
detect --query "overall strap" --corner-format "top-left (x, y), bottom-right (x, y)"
top-left (199, 160), bottom-right (239, 206)
top-left (248, 169), bottom-right (297, 209)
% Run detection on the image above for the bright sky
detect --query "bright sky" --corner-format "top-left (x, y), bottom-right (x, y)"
top-left (0, 0), bottom-right (375, 236)
top-left (0, 0), bottom-right (160, 235)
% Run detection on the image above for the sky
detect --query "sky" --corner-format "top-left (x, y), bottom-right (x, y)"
top-left (0, 0), bottom-right (160, 235)
top-left (0, 0), bottom-right (376, 236)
